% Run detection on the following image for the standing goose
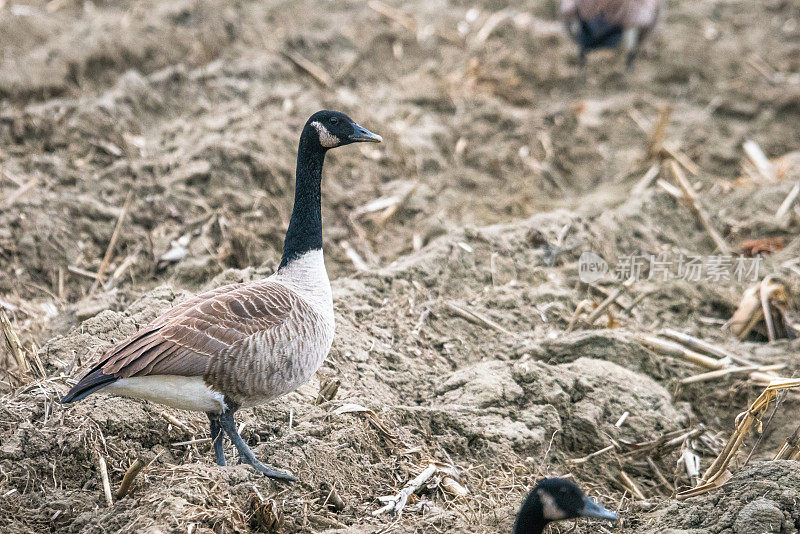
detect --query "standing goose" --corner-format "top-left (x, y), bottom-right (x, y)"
top-left (513, 478), bottom-right (618, 534)
top-left (560, 0), bottom-right (664, 73)
top-left (61, 110), bottom-right (382, 481)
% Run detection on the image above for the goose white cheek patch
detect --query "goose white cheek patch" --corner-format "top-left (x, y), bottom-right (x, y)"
top-left (538, 490), bottom-right (568, 521)
top-left (311, 121), bottom-right (340, 148)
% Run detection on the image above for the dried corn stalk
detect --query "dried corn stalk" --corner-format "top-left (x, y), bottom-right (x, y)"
top-left (374, 461), bottom-right (468, 516)
top-left (0, 309), bottom-right (29, 377)
top-left (249, 485), bottom-right (283, 532)
top-left (725, 276), bottom-right (793, 341)
top-left (332, 403), bottom-right (398, 442)
top-left (774, 424), bottom-right (800, 461)
top-left (677, 378), bottom-right (800, 500)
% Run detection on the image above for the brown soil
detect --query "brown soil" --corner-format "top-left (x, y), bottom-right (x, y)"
top-left (1, 0), bottom-right (799, 533)
top-left (639, 461), bottom-right (800, 533)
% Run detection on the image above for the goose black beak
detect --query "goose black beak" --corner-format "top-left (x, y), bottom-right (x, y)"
top-left (349, 123), bottom-right (382, 143)
top-left (580, 498), bottom-right (618, 521)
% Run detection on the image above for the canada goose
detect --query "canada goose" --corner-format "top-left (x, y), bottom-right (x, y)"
top-left (513, 478), bottom-right (618, 534)
top-left (61, 110), bottom-right (382, 481)
top-left (560, 0), bottom-right (664, 72)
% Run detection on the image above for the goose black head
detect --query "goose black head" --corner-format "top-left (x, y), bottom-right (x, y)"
top-left (303, 110), bottom-right (382, 151)
top-left (513, 478), bottom-right (618, 534)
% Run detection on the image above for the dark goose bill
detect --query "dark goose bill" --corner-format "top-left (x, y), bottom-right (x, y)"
top-left (581, 498), bottom-right (619, 521)
top-left (349, 123), bottom-right (382, 143)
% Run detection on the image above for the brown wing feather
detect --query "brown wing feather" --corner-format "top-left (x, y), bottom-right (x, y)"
top-left (89, 281), bottom-right (296, 381)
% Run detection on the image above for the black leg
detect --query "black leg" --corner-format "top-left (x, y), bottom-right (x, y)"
top-left (578, 48), bottom-right (587, 83)
top-left (625, 49), bottom-right (637, 71)
top-left (207, 413), bottom-right (226, 466)
top-left (218, 411), bottom-right (297, 482)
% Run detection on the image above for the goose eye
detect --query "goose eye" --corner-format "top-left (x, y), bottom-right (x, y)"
top-left (330, 117), bottom-right (338, 124)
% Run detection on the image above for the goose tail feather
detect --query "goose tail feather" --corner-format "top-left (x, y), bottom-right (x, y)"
top-left (60, 368), bottom-right (118, 403)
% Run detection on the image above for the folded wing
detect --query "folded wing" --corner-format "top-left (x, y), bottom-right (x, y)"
top-left (61, 281), bottom-right (297, 403)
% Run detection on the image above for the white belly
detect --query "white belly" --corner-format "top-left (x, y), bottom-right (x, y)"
top-left (105, 376), bottom-right (227, 413)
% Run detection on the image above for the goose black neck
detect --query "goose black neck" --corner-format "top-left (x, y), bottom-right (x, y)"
top-left (279, 134), bottom-right (325, 269)
top-left (513, 493), bottom-right (546, 534)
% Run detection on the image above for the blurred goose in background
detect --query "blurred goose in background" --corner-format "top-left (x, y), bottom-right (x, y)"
top-left (513, 478), bottom-right (618, 534)
top-left (61, 110), bottom-right (382, 481)
top-left (560, 0), bottom-right (664, 74)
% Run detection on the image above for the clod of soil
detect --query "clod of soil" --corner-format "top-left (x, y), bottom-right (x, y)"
top-left (640, 461), bottom-right (800, 534)
top-left (1, 0), bottom-right (800, 532)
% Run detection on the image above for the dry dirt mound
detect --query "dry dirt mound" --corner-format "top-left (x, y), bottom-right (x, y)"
top-left (639, 461), bottom-right (800, 534)
top-left (3, 183), bottom-right (798, 532)
top-left (3, 0), bottom-right (799, 304)
top-left (2, 0), bottom-right (800, 533)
